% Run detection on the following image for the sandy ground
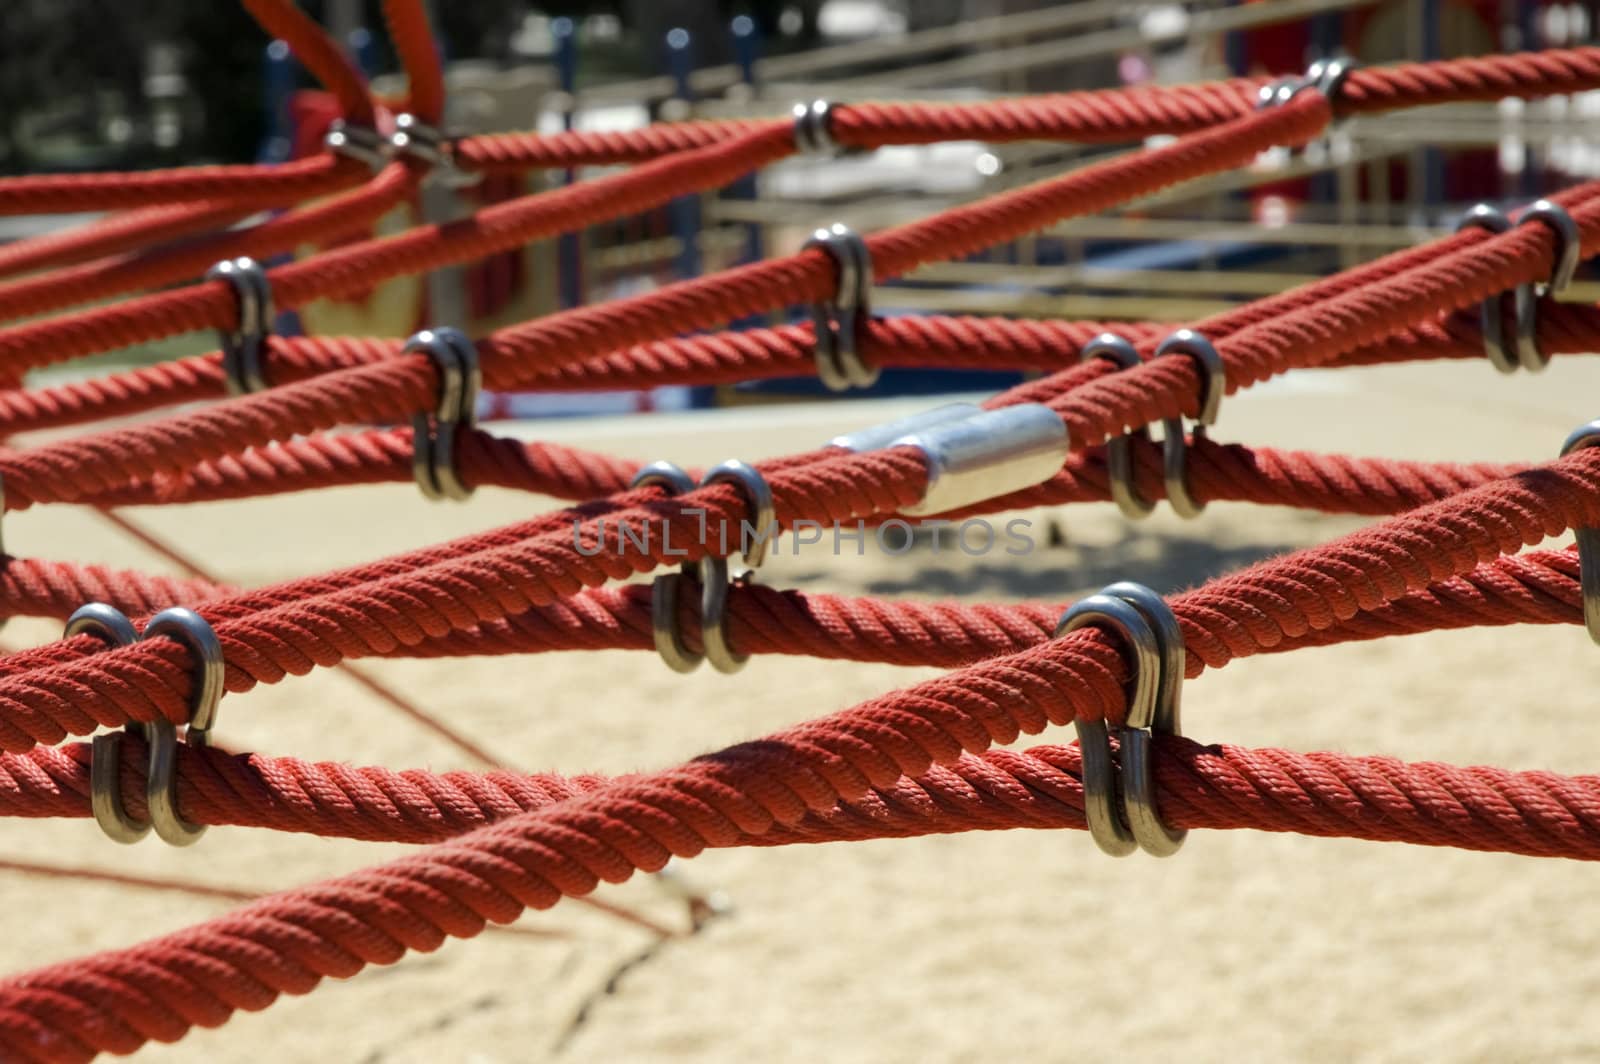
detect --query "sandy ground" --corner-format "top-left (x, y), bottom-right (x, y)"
top-left (4, 356), bottom-right (1600, 1062)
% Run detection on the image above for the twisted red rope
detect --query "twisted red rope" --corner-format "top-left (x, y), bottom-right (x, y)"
top-left (0, 164), bottom-right (415, 323)
top-left (238, 0), bottom-right (374, 126)
top-left (2, 597), bottom-right (1596, 1059)
top-left (0, 432), bottom-right (1588, 756)
top-left (5, 734), bottom-right (1597, 863)
top-left (382, 0), bottom-right (446, 124)
top-left (0, 202), bottom-right (253, 282)
top-left (5, 40), bottom-right (1600, 1062)
top-left (9, 296), bottom-right (1596, 436)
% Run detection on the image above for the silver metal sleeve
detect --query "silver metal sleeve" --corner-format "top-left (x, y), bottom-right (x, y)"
top-left (829, 402), bottom-right (982, 453)
top-left (890, 403), bottom-right (1068, 516)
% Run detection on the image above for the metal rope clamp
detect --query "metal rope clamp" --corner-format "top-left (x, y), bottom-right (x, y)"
top-left (77, 604), bottom-right (225, 847)
top-left (1256, 56), bottom-right (1356, 111)
top-left (792, 99), bottom-right (841, 156)
top-left (1512, 199), bottom-right (1580, 373)
top-left (633, 459), bottom-right (775, 674)
top-left (1456, 204), bottom-right (1519, 374)
top-left (324, 118), bottom-right (391, 171)
top-left (804, 223), bottom-right (878, 391)
top-left (1560, 420), bottom-right (1600, 644)
top-left (204, 257), bottom-right (273, 395)
top-left (831, 401), bottom-right (1069, 516)
top-left (390, 113), bottom-right (481, 189)
top-left (406, 327), bottom-right (481, 501)
top-left (1155, 328), bottom-right (1226, 518)
top-left (1055, 581), bottom-right (1187, 857)
top-left (1081, 333), bottom-right (1155, 520)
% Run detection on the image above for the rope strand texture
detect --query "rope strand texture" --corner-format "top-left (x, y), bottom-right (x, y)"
top-left (71, 424), bottom-right (1523, 522)
top-left (2, 632), bottom-right (1598, 1059)
top-left (0, 100), bottom-right (1330, 510)
top-left (447, 49), bottom-right (1600, 169)
top-left (0, 202), bottom-right (253, 282)
top-left (0, 437), bottom-right (1591, 756)
top-left (0, 154), bottom-right (368, 218)
top-left (4, 735), bottom-right (1597, 861)
top-left (0, 164), bottom-right (415, 323)
top-left (6, 44), bottom-right (1600, 1062)
top-left (0, 81), bottom-right (1318, 375)
top-left (0, 125), bottom-right (794, 374)
top-left (6, 299), bottom-right (1593, 437)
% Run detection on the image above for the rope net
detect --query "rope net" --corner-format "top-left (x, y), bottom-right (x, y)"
top-left (2, 1), bottom-right (1599, 1058)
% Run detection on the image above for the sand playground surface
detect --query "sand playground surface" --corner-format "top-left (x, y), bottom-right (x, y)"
top-left (4, 357), bottom-right (1600, 1062)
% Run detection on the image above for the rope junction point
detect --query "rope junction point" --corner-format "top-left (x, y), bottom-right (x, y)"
top-left (0, 9), bottom-right (1599, 1059)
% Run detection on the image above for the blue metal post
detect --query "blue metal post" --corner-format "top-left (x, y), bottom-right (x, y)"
top-left (259, 39), bottom-right (304, 334)
top-left (665, 28), bottom-right (715, 406)
top-left (346, 27), bottom-right (377, 78)
top-left (1307, 11), bottom-right (1344, 207)
top-left (730, 16), bottom-right (765, 269)
top-left (1517, 0), bottom-right (1542, 196)
top-left (1223, 0), bottom-right (1249, 77)
top-left (553, 17), bottom-right (584, 309)
top-left (259, 40), bottom-right (295, 164)
top-left (1310, 10), bottom-right (1342, 57)
top-left (1420, 0), bottom-right (1445, 210)
top-left (666, 28), bottom-right (704, 282)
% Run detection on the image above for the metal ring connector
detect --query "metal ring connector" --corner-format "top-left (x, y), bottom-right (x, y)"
top-left (1081, 333), bottom-right (1155, 520)
top-left (1154, 329), bottom-right (1226, 519)
top-left (405, 328), bottom-right (481, 501)
top-left (205, 257), bottom-right (273, 395)
top-left (1512, 199), bottom-right (1580, 373)
top-left (633, 461), bottom-right (703, 674)
top-left (140, 608), bottom-right (224, 847)
top-left (324, 119), bottom-right (391, 170)
top-left (804, 223), bottom-right (878, 391)
top-left (1456, 204), bottom-right (1518, 374)
top-left (1054, 582), bottom-right (1186, 857)
top-left (1561, 421), bottom-right (1600, 644)
top-left (72, 604), bottom-right (150, 845)
top-left (697, 460), bottom-right (775, 674)
top-left (75, 605), bottom-right (225, 847)
top-left (792, 99), bottom-right (838, 155)
top-left (635, 460), bottom-right (775, 675)
top-left (1098, 582), bottom-right (1186, 856)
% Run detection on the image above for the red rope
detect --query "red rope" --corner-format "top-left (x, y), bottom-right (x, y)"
top-left (0, 93), bottom-right (1327, 518)
top-left (0, 535), bottom-right (1574, 691)
top-left (0, 202), bottom-right (253, 282)
top-left (382, 0), bottom-right (446, 124)
top-left (0, 124), bottom-right (795, 373)
top-left (0, 168), bottom-right (1577, 575)
top-left (0, 102), bottom-right (1329, 508)
top-left (66, 424), bottom-right (1522, 522)
top-left (0, 435), bottom-right (1590, 755)
top-left (19, 48), bottom-right (1595, 372)
top-left (238, 0), bottom-right (374, 126)
top-left (0, 164), bottom-right (415, 322)
top-left (0, 154), bottom-right (370, 218)
top-left (4, 687), bottom-right (1598, 1057)
top-left (447, 49), bottom-right (1600, 170)
top-left (7, 41), bottom-right (1600, 1060)
top-left (4, 732), bottom-right (1598, 862)
top-left (7, 298), bottom-right (1595, 436)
